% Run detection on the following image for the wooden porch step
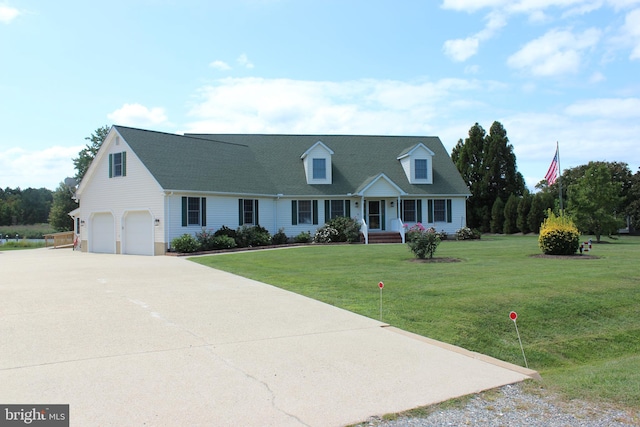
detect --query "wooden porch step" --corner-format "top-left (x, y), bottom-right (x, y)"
top-left (365, 232), bottom-right (403, 244)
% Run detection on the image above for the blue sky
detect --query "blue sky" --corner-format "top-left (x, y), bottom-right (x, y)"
top-left (1, 0), bottom-right (639, 191)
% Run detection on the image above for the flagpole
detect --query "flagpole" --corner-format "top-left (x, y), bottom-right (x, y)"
top-left (557, 141), bottom-right (563, 213)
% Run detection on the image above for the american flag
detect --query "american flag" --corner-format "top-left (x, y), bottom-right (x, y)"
top-left (545, 148), bottom-right (559, 185)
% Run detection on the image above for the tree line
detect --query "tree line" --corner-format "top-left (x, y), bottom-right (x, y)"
top-left (452, 121), bottom-right (640, 241)
top-left (0, 187), bottom-right (53, 226)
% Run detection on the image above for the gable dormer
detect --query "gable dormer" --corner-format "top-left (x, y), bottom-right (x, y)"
top-left (397, 143), bottom-right (435, 184)
top-left (301, 141), bottom-right (334, 184)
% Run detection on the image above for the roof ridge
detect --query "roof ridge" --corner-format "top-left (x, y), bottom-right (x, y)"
top-left (113, 125), bottom-right (249, 148)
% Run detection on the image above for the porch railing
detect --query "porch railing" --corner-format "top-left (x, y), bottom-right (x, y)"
top-left (361, 219), bottom-right (368, 245)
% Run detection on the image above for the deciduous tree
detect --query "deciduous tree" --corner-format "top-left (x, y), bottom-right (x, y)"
top-left (72, 125), bottom-right (110, 182)
top-left (568, 164), bottom-right (623, 242)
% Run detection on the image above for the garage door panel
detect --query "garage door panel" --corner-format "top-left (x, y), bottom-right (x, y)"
top-left (91, 213), bottom-right (115, 254)
top-left (124, 211), bottom-right (153, 255)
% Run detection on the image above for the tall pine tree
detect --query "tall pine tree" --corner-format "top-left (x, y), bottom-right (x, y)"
top-left (451, 121), bottom-right (525, 232)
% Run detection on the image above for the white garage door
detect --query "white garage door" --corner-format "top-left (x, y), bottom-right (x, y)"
top-left (123, 211), bottom-right (153, 256)
top-left (90, 213), bottom-right (115, 254)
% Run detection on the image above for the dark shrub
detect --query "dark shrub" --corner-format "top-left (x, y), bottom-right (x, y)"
top-left (271, 228), bottom-right (289, 245)
top-left (214, 225), bottom-right (237, 240)
top-left (235, 225), bottom-right (272, 247)
top-left (212, 235), bottom-right (237, 249)
top-left (293, 231), bottom-right (312, 243)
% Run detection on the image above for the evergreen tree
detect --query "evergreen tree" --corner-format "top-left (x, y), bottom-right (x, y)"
top-left (451, 121), bottom-right (525, 232)
top-left (503, 194), bottom-right (520, 234)
top-left (517, 192), bottom-right (532, 234)
top-left (490, 197), bottom-right (505, 233)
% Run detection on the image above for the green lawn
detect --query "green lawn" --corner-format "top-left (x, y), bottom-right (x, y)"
top-left (191, 235), bottom-right (640, 410)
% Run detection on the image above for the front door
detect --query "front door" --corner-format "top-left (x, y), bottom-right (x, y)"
top-left (368, 200), bottom-right (384, 230)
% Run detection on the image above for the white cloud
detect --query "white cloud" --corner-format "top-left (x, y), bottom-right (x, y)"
top-left (622, 8), bottom-right (640, 59)
top-left (237, 53), bottom-right (255, 69)
top-left (507, 28), bottom-right (601, 76)
top-left (107, 103), bottom-right (169, 127)
top-left (0, 4), bottom-right (20, 23)
top-left (0, 145), bottom-right (81, 190)
top-left (564, 97), bottom-right (640, 118)
top-left (443, 37), bottom-right (480, 62)
top-left (209, 60), bottom-right (231, 71)
top-left (443, 11), bottom-right (506, 61)
top-left (184, 77), bottom-right (497, 135)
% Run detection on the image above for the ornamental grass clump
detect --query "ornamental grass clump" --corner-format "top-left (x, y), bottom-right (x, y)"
top-left (405, 223), bottom-right (441, 259)
top-left (538, 210), bottom-right (580, 255)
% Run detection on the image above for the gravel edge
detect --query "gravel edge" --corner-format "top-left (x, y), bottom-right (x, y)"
top-left (357, 383), bottom-right (639, 427)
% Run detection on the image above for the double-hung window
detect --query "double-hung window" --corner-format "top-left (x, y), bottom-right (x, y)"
top-left (330, 200), bottom-right (344, 219)
top-left (415, 159), bottom-right (427, 180)
top-left (402, 200), bottom-right (417, 222)
top-left (239, 199), bottom-right (259, 225)
top-left (108, 151), bottom-right (127, 178)
top-left (298, 201), bottom-right (312, 224)
top-left (291, 200), bottom-right (318, 225)
top-left (433, 199), bottom-right (446, 222)
top-left (427, 199), bottom-right (452, 223)
top-left (181, 197), bottom-right (207, 226)
top-left (312, 158), bottom-right (326, 179)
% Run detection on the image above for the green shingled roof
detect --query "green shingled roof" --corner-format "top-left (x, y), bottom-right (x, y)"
top-left (114, 126), bottom-right (470, 197)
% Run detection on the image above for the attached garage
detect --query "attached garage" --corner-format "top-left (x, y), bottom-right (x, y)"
top-left (90, 212), bottom-right (115, 254)
top-left (123, 210), bottom-right (154, 256)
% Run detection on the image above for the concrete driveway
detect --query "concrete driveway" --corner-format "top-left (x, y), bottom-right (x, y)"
top-left (0, 248), bottom-right (537, 426)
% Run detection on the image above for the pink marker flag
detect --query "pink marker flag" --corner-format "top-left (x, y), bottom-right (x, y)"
top-left (545, 147), bottom-right (559, 185)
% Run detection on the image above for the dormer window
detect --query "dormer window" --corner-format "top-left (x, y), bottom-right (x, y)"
top-left (397, 143), bottom-right (434, 184)
top-left (313, 158), bottom-right (326, 179)
top-left (415, 159), bottom-right (428, 180)
top-left (301, 141), bottom-right (333, 184)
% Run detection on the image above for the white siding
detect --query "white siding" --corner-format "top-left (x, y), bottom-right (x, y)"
top-left (401, 197), bottom-right (467, 235)
top-left (77, 134), bottom-right (165, 254)
top-left (363, 179), bottom-right (399, 198)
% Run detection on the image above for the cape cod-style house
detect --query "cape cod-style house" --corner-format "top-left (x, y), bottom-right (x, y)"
top-left (70, 126), bottom-right (471, 255)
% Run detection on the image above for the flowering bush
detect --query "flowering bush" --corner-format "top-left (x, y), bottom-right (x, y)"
top-left (405, 223), bottom-right (441, 259)
top-left (538, 210), bottom-right (580, 255)
top-left (326, 216), bottom-right (361, 242)
top-left (313, 226), bottom-right (340, 243)
top-left (456, 227), bottom-right (481, 240)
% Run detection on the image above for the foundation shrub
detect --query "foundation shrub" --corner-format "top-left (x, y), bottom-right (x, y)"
top-left (235, 225), bottom-right (271, 248)
top-left (171, 233), bottom-right (199, 253)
